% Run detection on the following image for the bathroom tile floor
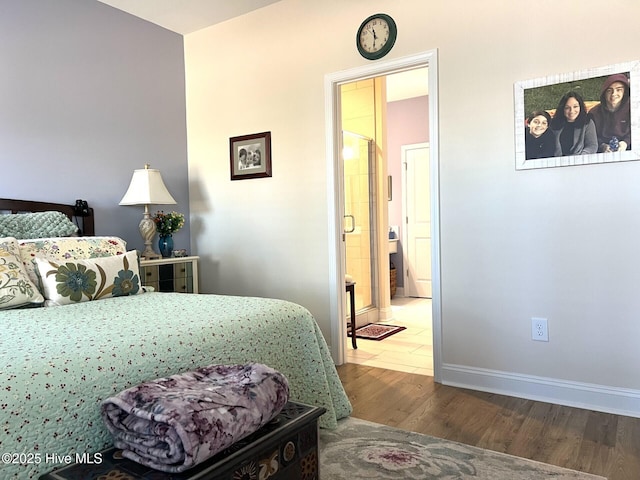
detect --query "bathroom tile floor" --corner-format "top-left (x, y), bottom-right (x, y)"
top-left (346, 296), bottom-right (433, 376)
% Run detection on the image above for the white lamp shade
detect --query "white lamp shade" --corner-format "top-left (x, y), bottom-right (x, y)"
top-left (119, 167), bottom-right (176, 206)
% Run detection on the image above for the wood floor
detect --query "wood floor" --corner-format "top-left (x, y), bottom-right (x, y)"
top-left (337, 363), bottom-right (640, 480)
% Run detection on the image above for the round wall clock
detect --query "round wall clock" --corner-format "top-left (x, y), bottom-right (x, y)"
top-left (356, 13), bottom-right (397, 60)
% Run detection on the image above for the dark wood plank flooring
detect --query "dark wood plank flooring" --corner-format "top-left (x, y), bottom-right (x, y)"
top-left (337, 363), bottom-right (640, 480)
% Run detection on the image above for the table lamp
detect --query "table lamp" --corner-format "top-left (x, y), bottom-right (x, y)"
top-left (119, 164), bottom-right (176, 259)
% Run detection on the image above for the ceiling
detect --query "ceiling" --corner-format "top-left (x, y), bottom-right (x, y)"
top-left (97, 0), bottom-right (282, 35)
top-left (387, 68), bottom-right (429, 102)
top-left (97, 0), bottom-right (428, 100)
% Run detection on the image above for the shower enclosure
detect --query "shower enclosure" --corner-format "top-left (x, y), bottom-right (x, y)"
top-left (342, 130), bottom-right (378, 315)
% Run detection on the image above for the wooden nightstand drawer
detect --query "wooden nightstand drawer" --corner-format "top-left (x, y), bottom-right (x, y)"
top-left (174, 261), bottom-right (192, 279)
top-left (174, 276), bottom-right (193, 293)
top-left (140, 256), bottom-right (199, 294)
top-left (142, 265), bottom-right (159, 282)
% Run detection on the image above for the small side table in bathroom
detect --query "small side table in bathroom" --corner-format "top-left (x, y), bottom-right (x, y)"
top-left (346, 281), bottom-right (357, 349)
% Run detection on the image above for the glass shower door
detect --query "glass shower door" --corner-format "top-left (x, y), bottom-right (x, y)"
top-left (342, 131), bottom-right (376, 312)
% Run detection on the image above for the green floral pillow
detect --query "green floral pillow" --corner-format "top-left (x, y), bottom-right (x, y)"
top-left (0, 237), bottom-right (45, 309)
top-left (18, 236), bottom-right (127, 287)
top-left (34, 250), bottom-right (142, 306)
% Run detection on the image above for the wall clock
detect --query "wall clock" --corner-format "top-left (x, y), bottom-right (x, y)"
top-left (356, 13), bottom-right (397, 60)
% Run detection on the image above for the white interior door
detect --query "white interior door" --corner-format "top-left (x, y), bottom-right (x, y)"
top-left (403, 142), bottom-right (431, 298)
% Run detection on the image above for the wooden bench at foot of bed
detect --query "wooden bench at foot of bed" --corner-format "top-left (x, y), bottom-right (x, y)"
top-left (40, 402), bottom-right (325, 480)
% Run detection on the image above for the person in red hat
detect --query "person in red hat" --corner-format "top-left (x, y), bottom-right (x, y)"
top-left (589, 73), bottom-right (631, 152)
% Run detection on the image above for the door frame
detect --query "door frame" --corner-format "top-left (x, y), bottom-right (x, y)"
top-left (324, 49), bottom-right (443, 382)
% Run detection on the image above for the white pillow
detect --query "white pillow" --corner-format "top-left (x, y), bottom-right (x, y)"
top-left (0, 237), bottom-right (44, 309)
top-left (35, 250), bottom-right (142, 306)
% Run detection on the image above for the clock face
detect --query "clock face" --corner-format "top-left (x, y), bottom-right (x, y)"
top-left (357, 14), bottom-right (397, 60)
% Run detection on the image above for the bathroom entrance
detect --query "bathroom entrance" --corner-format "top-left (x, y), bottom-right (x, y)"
top-left (325, 50), bottom-right (440, 377)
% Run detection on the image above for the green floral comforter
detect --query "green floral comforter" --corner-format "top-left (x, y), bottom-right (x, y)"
top-left (0, 293), bottom-right (352, 479)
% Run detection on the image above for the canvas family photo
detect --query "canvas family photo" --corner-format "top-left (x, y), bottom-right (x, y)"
top-left (229, 131), bottom-right (272, 180)
top-left (514, 61), bottom-right (640, 169)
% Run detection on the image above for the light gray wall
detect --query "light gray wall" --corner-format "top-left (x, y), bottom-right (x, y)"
top-left (0, 0), bottom-right (190, 252)
top-left (184, 0), bottom-right (640, 415)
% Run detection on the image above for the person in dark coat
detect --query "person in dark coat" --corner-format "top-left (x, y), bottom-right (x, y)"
top-left (588, 73), bottom-right (631, 152)
top-left (525, 110), bottom-right (555, 159)
top-left (551, 91), bottom-right (598, 156)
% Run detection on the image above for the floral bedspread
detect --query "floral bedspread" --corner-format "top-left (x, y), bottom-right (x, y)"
top-left (0, 293), bottom-right (352, 479)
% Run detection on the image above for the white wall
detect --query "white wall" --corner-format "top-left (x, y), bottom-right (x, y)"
top-left (185, 0), bottom-right (640, 414)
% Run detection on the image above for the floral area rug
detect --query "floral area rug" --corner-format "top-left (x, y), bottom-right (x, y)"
top-left (319, 417), bottom-right (606, 479)
top-left (350, 323), bottom-right (406, 341)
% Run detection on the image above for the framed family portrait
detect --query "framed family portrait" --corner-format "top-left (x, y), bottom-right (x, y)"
top-left (229, 131), bottom-right (272, 180)
top-left (514, 61), bottom-right (640, 170)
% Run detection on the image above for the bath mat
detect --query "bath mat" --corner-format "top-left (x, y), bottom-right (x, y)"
top-left (350, 323), bottom-right (406, 341)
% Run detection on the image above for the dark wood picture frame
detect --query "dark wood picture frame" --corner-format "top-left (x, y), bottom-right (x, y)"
top-left (229, 131), bottom-right (272, 180)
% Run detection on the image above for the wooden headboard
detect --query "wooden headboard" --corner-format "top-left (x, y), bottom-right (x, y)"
top-left (0, 198), bottom-right (95, 236)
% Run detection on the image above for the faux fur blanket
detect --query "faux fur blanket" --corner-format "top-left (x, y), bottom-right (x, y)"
top-left (101, 363), bottom-right (289, 472)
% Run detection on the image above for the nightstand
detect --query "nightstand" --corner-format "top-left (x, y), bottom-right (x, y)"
top-left (139, 256), bottom-right (199, 294)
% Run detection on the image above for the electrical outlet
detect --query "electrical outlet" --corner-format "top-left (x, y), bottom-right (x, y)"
top-left (531, 317), bottom-right (549, 342)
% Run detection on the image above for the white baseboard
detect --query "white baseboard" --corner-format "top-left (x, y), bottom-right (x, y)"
top-left (378, 306), bottom-right (394, 321)
top-left (441, 363), bottom-right (640, 419)
top-left (393, 287), bottom-right (405, 297)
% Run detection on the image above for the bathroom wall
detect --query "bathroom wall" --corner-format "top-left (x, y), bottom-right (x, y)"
top-left (340, 77), bottom-right (392, 325)
top-left (341, 80), bottom-right (375, 312)
top-left (387, 95), bottom-right (430, 290)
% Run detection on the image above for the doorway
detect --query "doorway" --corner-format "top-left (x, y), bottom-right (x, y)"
top-left (324, 50), bottom-right (442, 381)
top-left (342, 76), bottom-right (432, 374)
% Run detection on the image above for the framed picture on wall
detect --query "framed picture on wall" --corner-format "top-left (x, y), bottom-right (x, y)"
top-left (514, 61), bottom-right (640, 170)
top-left (229, 131), bottom-right (272, 180)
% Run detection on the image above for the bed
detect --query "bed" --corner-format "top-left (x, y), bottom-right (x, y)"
top-left (0, 199), bottom-right (352, 479)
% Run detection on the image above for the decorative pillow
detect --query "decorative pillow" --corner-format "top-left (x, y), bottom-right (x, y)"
top-left (0, 237), bottom-right (45, 309)
top-left (0, 211), bottom-right (78, 239)
top-left (34, 250), bottom-right (142, 306)
top-left (18, 236), bottom-right (127, 287)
